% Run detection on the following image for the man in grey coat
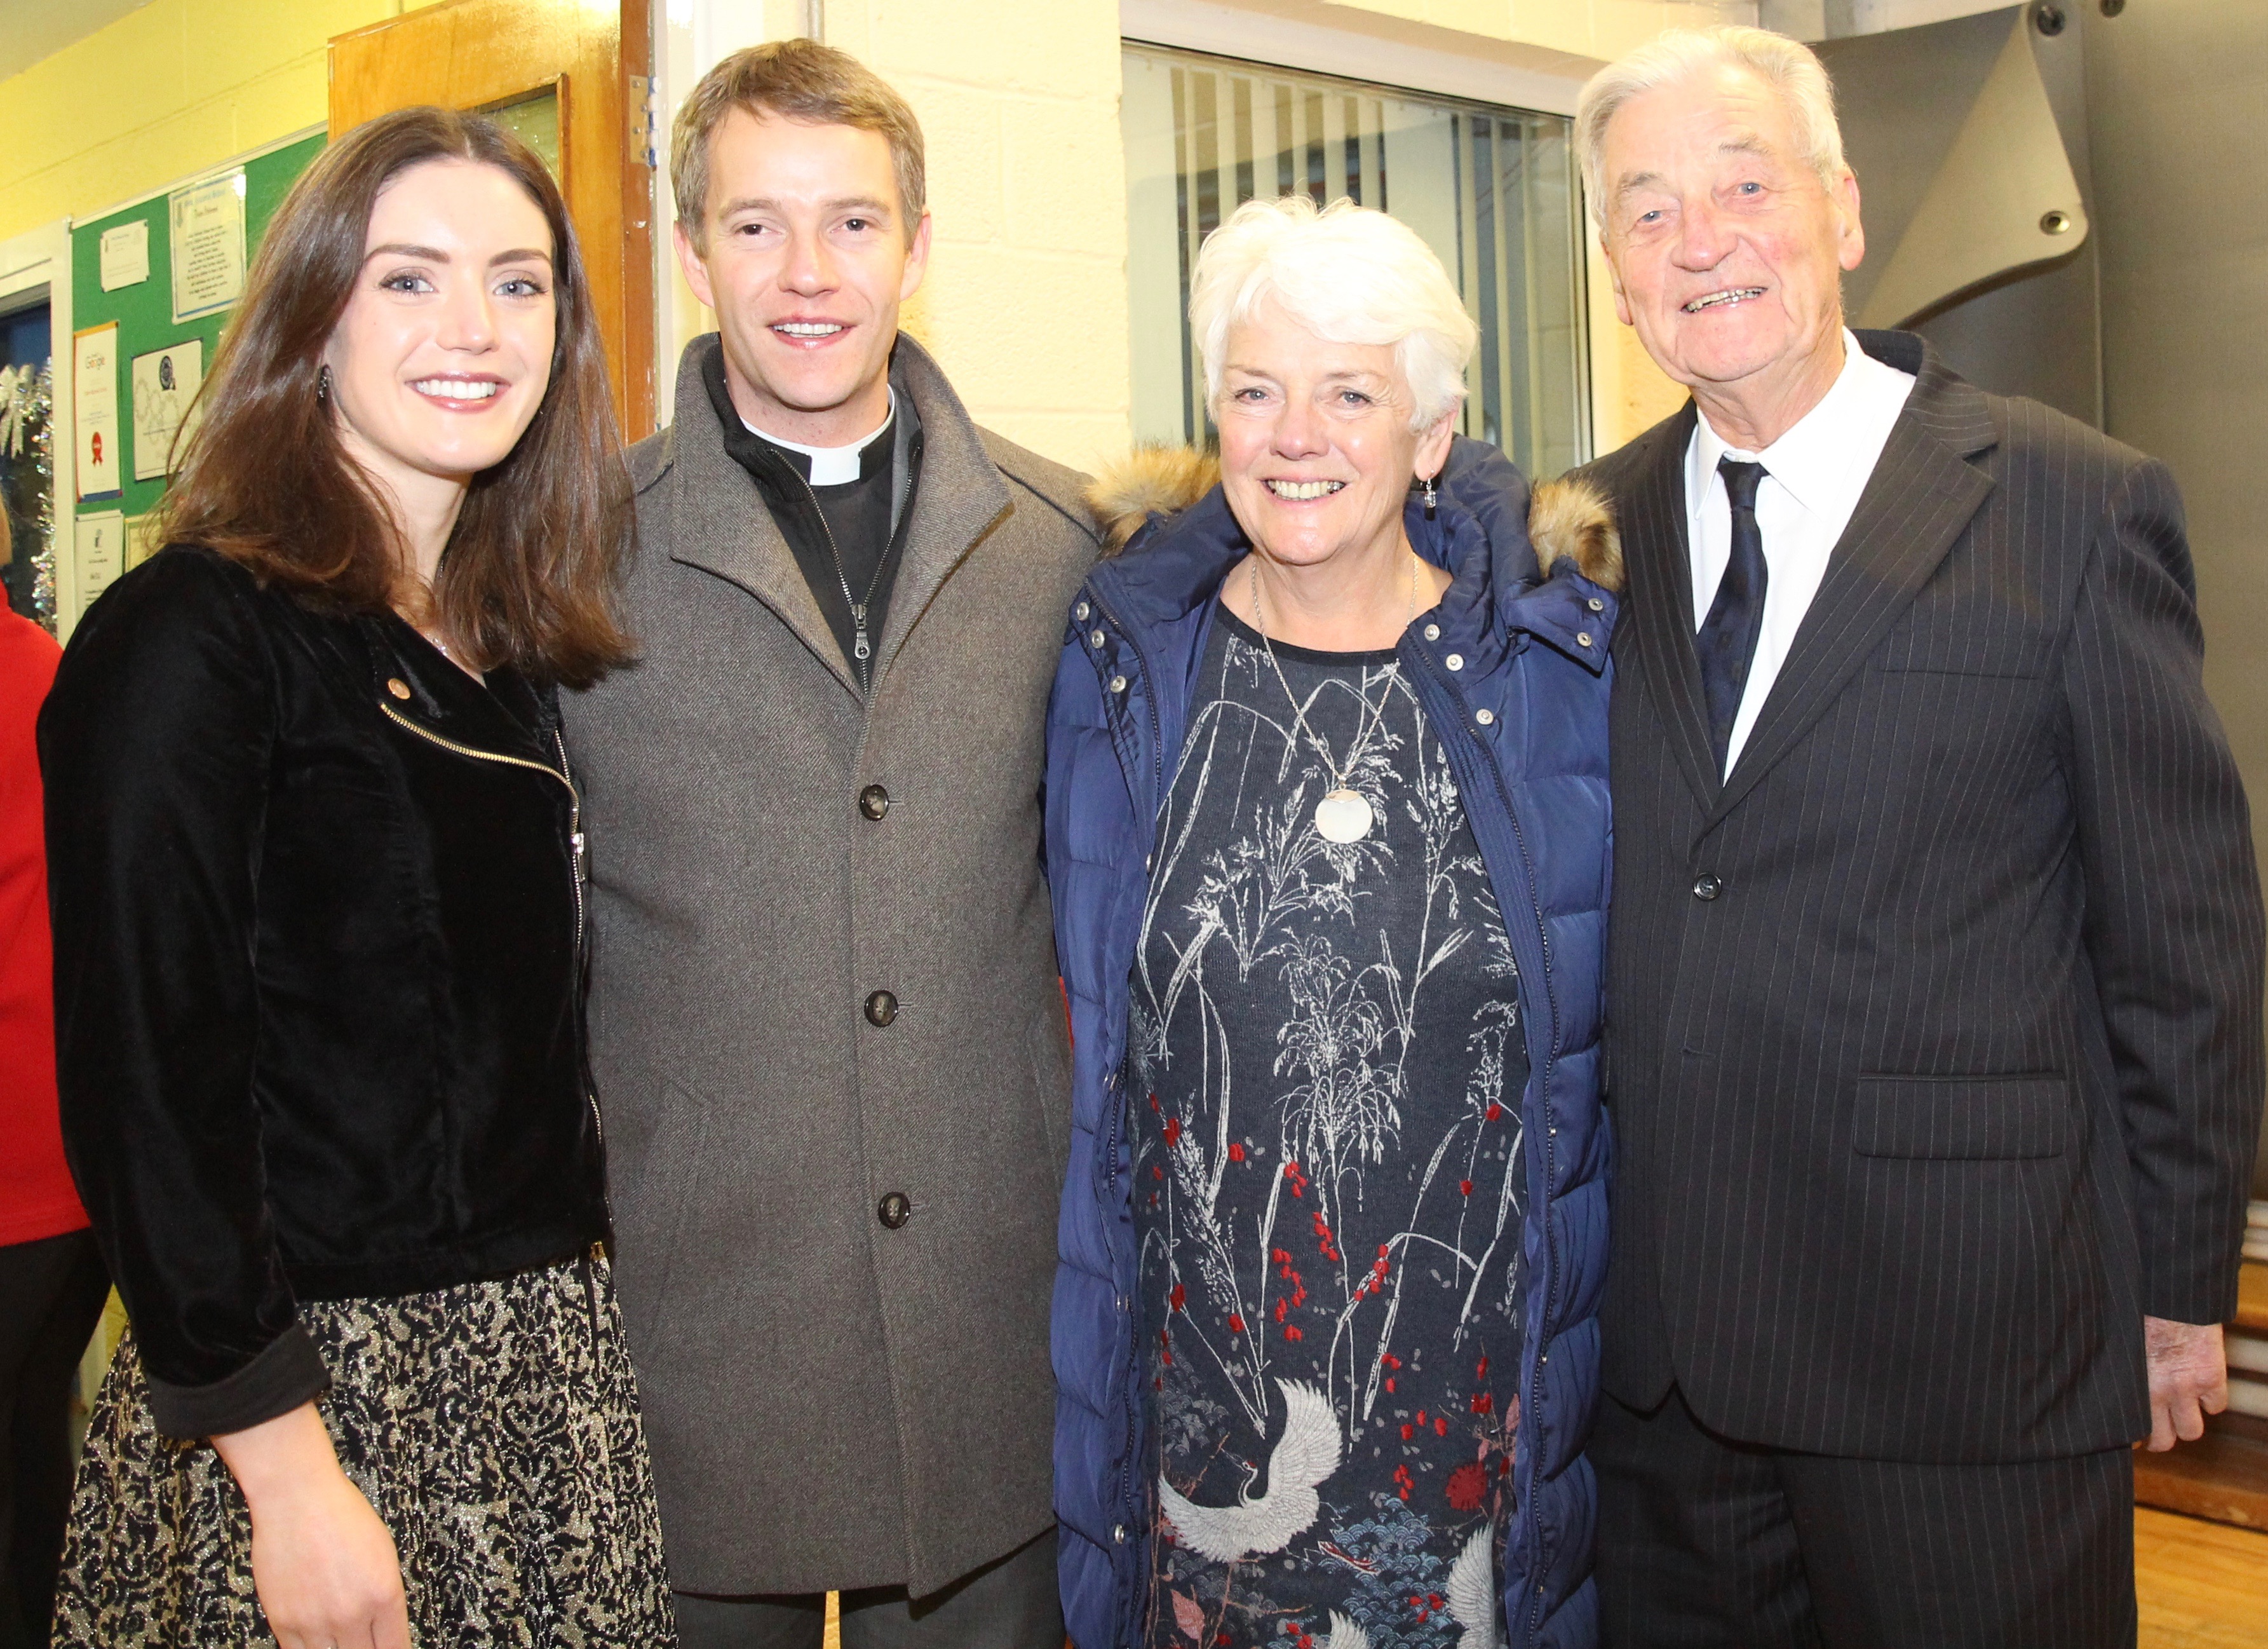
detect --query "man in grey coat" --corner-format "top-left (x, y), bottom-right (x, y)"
top-left (564, 40), bottom-right (1096, 1648)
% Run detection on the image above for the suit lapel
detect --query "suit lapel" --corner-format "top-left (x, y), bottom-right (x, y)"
top-left (662, 340), bottom-right (860, 696)
top-left (1619, 404), bottom-right (1722, 815)
top-left (1710, 357), bottom-right (1997, 822)
top-left (871, 337), bottom-right (1011, 685)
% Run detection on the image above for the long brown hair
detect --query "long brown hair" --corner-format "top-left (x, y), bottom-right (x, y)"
top-left (159, 107), bottom-right (632, 686)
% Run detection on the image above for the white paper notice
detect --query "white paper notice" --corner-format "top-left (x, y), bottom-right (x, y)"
top-left (170, 172), bottom-right (247, 324)
top-left (99, 221), bottom-right (151, 291)
top-left (73, 325), bottom-right (121, 500)
top-left (78, 512), bottom-right (125, 610)
top-left (132, 339), bottom-right (203, 482)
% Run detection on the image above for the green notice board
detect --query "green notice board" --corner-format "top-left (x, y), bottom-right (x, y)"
top-left (71, 133), bottom-right (325, 527)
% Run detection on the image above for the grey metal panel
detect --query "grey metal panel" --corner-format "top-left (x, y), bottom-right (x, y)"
top-left (2084, 0), bottom-right (2268, 1195)
top-left (1818, 8), bottom-right (2086, 329)
top-left (1817, 4), bottom-right (2103, 424)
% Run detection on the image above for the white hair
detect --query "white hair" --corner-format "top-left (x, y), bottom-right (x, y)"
top-left (1576, 25), bottom-right (1847, 230)
top-left (1189, 194), bottom-right (1476, 432)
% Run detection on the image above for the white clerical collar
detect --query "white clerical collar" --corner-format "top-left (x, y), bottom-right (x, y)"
top-left (1694, 329), bottom-right (1915, 524)
top-left (743, 387), bottom-right (896, 485)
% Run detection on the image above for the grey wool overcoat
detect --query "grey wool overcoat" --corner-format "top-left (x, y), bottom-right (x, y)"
top-left (564, 334), bottom-right (1099, 1596)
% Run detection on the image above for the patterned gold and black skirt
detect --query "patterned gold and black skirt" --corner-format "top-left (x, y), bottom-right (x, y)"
top-left (52, 1252), bottom-right (677, 1647)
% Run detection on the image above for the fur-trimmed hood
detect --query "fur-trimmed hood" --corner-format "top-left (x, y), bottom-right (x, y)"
top-left (1085, 442), bottom-right (1622, 593)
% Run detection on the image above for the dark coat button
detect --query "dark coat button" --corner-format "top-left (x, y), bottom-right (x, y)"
top-left (877, 1191), bottom-right (912, 1229)
top-left (1692, 874), bottom-right (1723, 901)
top-left (865, 990), bottom-right (898, 1026)
top-left (858, 784), bottom-right (890, 820)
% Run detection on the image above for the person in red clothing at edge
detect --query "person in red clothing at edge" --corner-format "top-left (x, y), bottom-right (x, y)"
top-left (0, 507), bottom-right (108, 1649)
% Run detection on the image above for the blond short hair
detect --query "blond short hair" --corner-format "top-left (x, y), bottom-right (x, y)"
top-left (672, 38), bottom-right (926, 249)
top-left (1190, 194), bottom-right (1476, 432)
top-left (1576, 25), bottom-right (1847, 230)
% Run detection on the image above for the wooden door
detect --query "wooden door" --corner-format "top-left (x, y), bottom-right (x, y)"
top-left (330, 0), bottom-right (656, 440)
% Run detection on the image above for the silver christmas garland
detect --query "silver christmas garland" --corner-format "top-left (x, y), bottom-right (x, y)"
top-left (0, 360), bottom-right (56, 632)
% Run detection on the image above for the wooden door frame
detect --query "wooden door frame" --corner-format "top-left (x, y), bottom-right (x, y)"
top-left (329, 0), bottom-right (656, 440)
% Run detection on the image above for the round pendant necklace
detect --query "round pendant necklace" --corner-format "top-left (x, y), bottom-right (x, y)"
top-left (1247, 551), bottom-right (1418, 845)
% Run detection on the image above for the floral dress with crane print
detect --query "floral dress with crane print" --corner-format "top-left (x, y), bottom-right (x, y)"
top-left (1133, 606), bottom-right (1527, 1649)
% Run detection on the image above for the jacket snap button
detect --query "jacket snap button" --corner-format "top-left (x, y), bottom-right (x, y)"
top-left (877, 1191), bottom-right (912, 1229)
top-left (1577, 632), bottom-right (1593, 648)
top-left (1692, 874), bottom-right (1723, 901)
top-left (1090, 628), bottom-right (1106, 649)
top-left (386, 677), bottom-right (411, 700)
top-left (858, 784), bottom-right (890, 820)
top-left (865, 990), bottom-right (899, 1026)
top-left (1109, 675), bottom-right (1128, 694)
top-left (1075, 601), bottom-right (1091, 622)
top-left (1474, 709), bottom-right (1495, 726)
top-left (1423, 623), bottom-right (1440, 641)
top-left (1112, 1524), bottom-right (1128, 1545)
top-left (1587, 597), bottom-right (1605, 613)
top-left (1445, 653), bottom-right (1464, 671)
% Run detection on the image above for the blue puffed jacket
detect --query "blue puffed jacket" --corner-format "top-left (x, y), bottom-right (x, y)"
top-left (1044, 436), bottom-right (1623, 1649)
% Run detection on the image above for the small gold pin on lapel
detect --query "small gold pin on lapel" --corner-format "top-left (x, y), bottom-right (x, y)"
top-left (386, 678), bottom-right (411, 700)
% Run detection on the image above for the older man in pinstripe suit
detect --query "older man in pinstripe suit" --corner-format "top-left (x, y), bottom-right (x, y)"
top-left (1571, 25), bottom-right (2265, 1648)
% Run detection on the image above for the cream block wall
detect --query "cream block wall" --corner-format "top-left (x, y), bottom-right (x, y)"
top-left (1326, 0), bottom-right (1729, 451)
top-left (812, 0), bottom-right (1723, 470)
top-left (0, 0), bottom-right (436, 240)
top-left (1295, 0), bottom-right (1755, 60)
top-left (823, 1), bottom-right (1131, 473)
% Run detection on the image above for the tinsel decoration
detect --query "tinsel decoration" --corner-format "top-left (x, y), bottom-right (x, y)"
top-left (0, 360), bottom-right (57, 632)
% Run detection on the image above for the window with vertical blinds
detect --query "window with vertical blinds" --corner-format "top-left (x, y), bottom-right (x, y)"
top-left (1123, 44), bottom-right (1590, 482)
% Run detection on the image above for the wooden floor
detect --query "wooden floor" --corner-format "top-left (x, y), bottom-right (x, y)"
top-left (2137, 1506), bottom-right (2268, 1648)
top-left (820, 1512), bottom-right (2265, 1648)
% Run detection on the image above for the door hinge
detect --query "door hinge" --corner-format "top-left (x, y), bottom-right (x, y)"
top-left (628, 74), bottom-right (658, 170)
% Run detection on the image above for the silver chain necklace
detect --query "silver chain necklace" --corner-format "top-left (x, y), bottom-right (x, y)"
top-left (1246, 550), bottom-right (1417, 845)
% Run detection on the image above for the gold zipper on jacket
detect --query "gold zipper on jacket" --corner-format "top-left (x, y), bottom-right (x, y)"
top-left (376, 700), bottom-right (586, 953)
top-left (378, 698), bottom-right (612, 1252)
top-left (542, 722), bottom-right (612, 1189)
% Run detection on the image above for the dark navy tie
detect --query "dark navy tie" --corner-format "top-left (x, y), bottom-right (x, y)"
top-left (1698, 458), bottom-right (1769, 773)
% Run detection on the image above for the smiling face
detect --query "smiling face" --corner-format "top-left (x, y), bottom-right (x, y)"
top-left (676, 108), bottom-right (931, 447)
top-left (321, 158), bottom-right (555, 517)
top-left (1215, 301), bottom-right (1454, 574)
top-left (1598, 63), bottom-right (1863, 444)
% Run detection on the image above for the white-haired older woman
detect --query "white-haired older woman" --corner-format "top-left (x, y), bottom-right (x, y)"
top-left (1045, 193), bottom-right (1623, 1649)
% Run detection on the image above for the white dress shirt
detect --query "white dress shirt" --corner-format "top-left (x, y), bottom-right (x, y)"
top-left (1686, 330), bottom-right (1916, 769)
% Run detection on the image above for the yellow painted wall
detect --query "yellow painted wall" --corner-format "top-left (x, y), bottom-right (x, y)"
top-left (0, 0), bottom-right (436, 240)
top-left (3, 0), bottom-right (1703, 468)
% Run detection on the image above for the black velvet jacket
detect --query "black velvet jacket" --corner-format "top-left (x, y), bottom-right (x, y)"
top-left (40, 545), bottom-right (608, 1439)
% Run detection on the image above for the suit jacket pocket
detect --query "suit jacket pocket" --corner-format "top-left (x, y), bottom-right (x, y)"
top-left (1872, 655), bottom-right (2042, 679)
top-left (1853, 1074), bottom-right (2071, 1159)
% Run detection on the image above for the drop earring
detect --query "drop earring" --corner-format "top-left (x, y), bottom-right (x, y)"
top-left (316, 364), bottom-right (333, 404)
top-left (1422, 473), bottom-right (1438, 520)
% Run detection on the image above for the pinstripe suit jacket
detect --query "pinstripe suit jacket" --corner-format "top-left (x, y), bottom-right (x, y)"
top-left (1588, 330), bottom-right (2265, 1462)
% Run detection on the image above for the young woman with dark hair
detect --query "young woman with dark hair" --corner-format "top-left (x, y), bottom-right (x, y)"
top-left (39, 108), bottom-right (673, 1648)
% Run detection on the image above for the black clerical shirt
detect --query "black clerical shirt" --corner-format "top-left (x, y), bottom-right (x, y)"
top-left (700, 345), bottom-right (923, 691)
